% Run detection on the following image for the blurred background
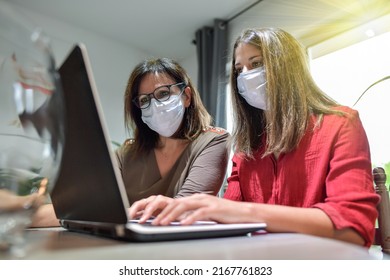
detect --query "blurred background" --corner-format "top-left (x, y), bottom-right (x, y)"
top-left (3, 0), bottom-right (390, 177)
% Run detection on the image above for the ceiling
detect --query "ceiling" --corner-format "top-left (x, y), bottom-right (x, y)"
top-left (7, 0), bottom-right (390, 60)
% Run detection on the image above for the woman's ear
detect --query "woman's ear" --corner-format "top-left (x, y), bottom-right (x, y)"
top-left (182, 86), bottom-right (192, 108)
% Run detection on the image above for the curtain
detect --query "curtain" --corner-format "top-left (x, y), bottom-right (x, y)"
top-left (195, 19), bottom-right (228, 129)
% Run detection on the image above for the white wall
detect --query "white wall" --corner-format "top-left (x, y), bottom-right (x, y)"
top-left (179, 48), bottom-right (198, 89)
top-left (6, 3), bottom-right (159, 144)
top-left (6, 2), bottom-right (277, 144)
top-left (6, 2), bottom-right (275, 145)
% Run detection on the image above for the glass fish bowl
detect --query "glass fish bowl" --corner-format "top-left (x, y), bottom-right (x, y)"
top-left (0, 1), bottom-right (65, 257)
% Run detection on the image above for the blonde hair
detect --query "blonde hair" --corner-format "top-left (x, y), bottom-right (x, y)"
top-left (230, 28), bottom-right (343, 157)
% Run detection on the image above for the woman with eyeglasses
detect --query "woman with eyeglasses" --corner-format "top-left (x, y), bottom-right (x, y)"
top-left (117, 58), bottom-right (230, 206)
top-left (31, 58), bottom-right (230, 227)
top-left (130, 28), bottom-right (380, 247)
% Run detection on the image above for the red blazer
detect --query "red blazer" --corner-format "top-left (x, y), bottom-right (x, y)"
top-left (224, 106), bottom-right (380, 247)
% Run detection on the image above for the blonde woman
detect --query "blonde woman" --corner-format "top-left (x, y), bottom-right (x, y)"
top-left (130, 28), bottom-right (379, 247)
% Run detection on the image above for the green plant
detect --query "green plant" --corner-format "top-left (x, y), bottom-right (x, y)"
top-left (0, 169), bottom-right (44, 195)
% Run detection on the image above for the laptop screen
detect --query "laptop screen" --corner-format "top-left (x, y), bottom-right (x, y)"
top-left (51, 44), bottom-right (129, 224)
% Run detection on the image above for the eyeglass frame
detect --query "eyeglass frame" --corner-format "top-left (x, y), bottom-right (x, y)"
top-left (132, 82), bottom-right (187, 109)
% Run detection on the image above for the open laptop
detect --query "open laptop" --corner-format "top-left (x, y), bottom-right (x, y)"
top-left (51, 43), bottom-right (266, 242)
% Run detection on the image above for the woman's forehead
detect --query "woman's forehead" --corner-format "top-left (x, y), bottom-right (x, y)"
top-left (234, 43), bottom-right (262, 64)
top-left (139, 73), bottom-right (174, 92)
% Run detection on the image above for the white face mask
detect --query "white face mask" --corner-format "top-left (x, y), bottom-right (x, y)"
top-left (141, 93), bottom-right (185, 137)
top-left (237, 66), bottom-right (267, 110)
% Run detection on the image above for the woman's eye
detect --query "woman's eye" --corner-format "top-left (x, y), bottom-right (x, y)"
top-left (139, 96), bottom-right (149, 105)
top-left (235, 68), bottom-right (242, 74)
top-left (155, 90), bottom-right (170, 99)
top-left (252, 61), bottom-right (262, 68)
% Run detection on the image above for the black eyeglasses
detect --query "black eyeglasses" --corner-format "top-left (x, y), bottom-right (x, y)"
top-left (132, 82), bottom-right (186, 109)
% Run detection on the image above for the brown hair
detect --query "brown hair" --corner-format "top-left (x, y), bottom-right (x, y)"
top-left (124, 58), bottom-right (212, 155)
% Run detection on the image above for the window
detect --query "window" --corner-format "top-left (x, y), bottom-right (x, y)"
top-left (309, 14), bottom-right (390, 175)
